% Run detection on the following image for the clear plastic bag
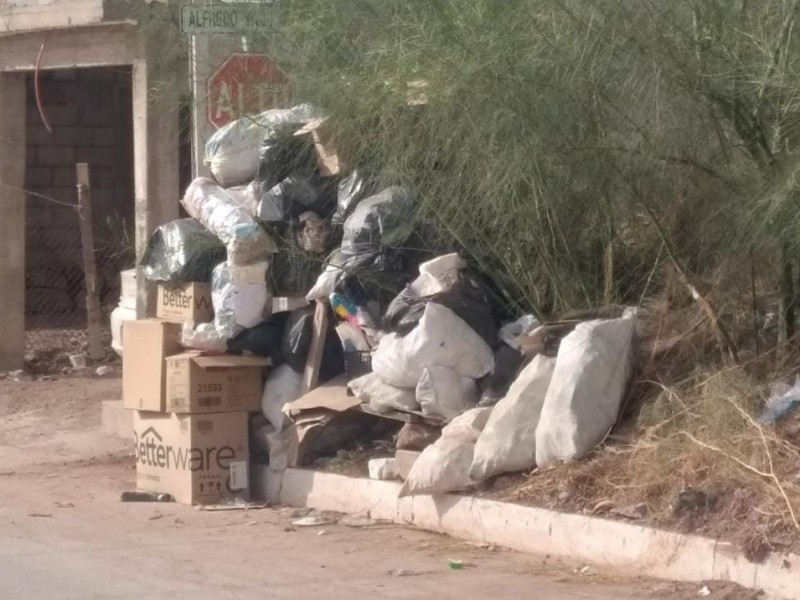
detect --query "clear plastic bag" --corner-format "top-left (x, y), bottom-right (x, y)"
top-left (212, 261), bottom-right (271, 340)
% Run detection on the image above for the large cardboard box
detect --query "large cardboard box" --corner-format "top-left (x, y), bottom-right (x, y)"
top-left (156, 283), bottom-right (213, 324)
top-left (165, 352), bottom-right (268, 414)
top-left (123, 320), bottom-right (181, 411)
top-left (133, 410), bottom-right (249, 505)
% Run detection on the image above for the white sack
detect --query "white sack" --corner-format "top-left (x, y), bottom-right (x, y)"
top-left (226, 182), bottom-right (259, 217)
top-left (261, 364), bottom-right (304, 431)
top-left (212, 261), bottom-right (270, 339)
top-left (204, 104), bottom-right (318, 187)
top-left (348, 372), bottom-right (419, 414)
top-left (535, 313), bottom-right (637, 468)
top-left (470, 355), bottom-right (556, 482)
top-left (372, 303), bottom-right (494, 388)
top-left (180, 321), bottom-right (228, 353)
top-left (416, 366), bottom-right (478, 421)
top-left (399, 406), bottom-right (490, 497)
top-left (182, 177), bottom-right (274, 265)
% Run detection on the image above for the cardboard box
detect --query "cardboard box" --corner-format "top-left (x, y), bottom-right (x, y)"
top-left (123, 320), bottom-right (182, 411)
top-left (156, 282), bottom-right (213, 324)
top-left (165, 352), bottom-right (268, 414)
top-left (133, 410), bottom-right (249, 505)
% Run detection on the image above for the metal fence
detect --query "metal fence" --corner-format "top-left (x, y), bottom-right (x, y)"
top-left (24, 189), bottom-right (134, 374)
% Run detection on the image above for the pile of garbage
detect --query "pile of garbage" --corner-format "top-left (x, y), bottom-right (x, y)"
top-left (137, 103), bottom-right (640, 500)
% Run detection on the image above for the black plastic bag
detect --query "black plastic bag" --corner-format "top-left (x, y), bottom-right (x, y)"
top-left (227, 312), bottom-right (290, 365)
top-left (478, 344), bottom-right (527, 406)
top-left (281, 305), bottom-right (345, 380)
top-left (257, 123), bottom-right (318, 193)
top-left (140, 218), bottom-right (226, 283)
top-left (382, 273), bottom-right (498, 346)
top-left (257, 175), bottom-right (337, 223)
top-left (332, 170), bottom-right (369, 225)
top-left (341, 186), bottom-right (415, 255)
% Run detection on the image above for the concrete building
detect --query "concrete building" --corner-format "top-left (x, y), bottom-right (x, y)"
top-left (0, 0), bottom-right (183, 369)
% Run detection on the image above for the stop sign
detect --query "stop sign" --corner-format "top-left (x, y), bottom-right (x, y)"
top-left (207, 53), bottom-right (286, 129)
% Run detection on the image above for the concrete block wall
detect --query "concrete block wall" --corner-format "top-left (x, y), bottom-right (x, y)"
top-left (24, 67), bottom-right (135, 320)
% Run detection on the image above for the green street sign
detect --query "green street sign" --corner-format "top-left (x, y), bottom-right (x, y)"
top-left (180, 3), bottom-right (273, 35)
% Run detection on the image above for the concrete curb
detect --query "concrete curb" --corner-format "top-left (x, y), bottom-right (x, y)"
top-left (252, 465), bottom-right (799, 600)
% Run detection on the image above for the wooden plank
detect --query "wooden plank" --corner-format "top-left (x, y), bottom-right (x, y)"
top-left (302, 300), bottom-right (329, 393)
top-left (76, 163), bottom-right (104, 361)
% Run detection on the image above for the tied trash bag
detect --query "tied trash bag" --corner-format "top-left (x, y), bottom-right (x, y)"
top-left (181, 321), bottom-right (228, 353)
top-left (383, 273), bottom-right (498, 346)
top-left (182, 178), bottom-right (276, 265)
top-left (400, 407), bottom-right (492, 497)
top-left (332, 170), bottom-right (368, 225)
top-left (280, 305), bottom-right (345, 379)
top-left (226, 183), bottom-right (259, 217)
top-left (535, 311), bottom-right (637, 468)
top-left (140, 218), bottom-right (226, 283)
top-left (257, 122), bottom-right (319, 193)
top-left (257, 175), bottom-right (336, 223)
top-left (205, 104), bottom-right (319, 187)
top-left (227, 311), bottom-right (290, 364)
top-left (372, 303), bottom-right (495, 388)
top-left (342, 187), bottom-right (415, 255)
top-left (470, 355), bottom-right (556, 482)
top-left (212, 262), bottom-right (271, 340)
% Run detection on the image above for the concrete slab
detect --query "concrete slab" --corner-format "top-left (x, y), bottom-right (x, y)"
top-left (254, 465), bottom-right (800, 600)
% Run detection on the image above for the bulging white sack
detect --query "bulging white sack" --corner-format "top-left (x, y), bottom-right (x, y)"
top-left (372, 303), bottom-right (494, 388)
top-left (182, 177), bottom-right (275, 265)
top-left (348, 372), bottom-right (420, 414)
top-left (535, 313), bottom-right (637, 468)
top-left (399, 406), bottom-right (490, 497)
top-left (469, 355), bottom-right (556, 482)
top-left (212, 261), bottom-right (270, 339)
top-left (416, 366), bottom-right (478, 421)
top-left (261, 364), bottom-right (304, 431)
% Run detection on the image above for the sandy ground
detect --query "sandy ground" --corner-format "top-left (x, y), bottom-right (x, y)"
top-left (0, 376), bottom-right (757, 600)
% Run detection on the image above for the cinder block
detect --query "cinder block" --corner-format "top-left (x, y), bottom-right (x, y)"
top-left (51, 167), bottom-right (76, 187)
top-left (76, 146), bottom-right (114, 168)
top-left (37, 146), bottom-right (75, 167)
top-left (46, 105), bottom-right (79, 126)
top-left (92, 127), bottom-right (115, 147)
top-left (53, 125), bottom-right (88, 147)
top-left (26, 124), bottom-right (53, 146)
top-left (393, 449), bottom-right (421, 480)
top-left (25, 166), bottom-right (52, 187)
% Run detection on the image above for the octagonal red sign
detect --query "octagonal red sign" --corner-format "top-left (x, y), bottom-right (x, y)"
top-left (207, 53), bottom-right (287, 129)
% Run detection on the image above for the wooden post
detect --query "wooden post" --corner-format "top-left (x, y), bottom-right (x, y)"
top-left (302, 300), bottom-right (330, 393)
top-left (76, 163), bottom-right (104, 361)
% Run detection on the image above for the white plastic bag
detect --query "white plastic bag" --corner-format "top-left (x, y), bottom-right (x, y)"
top-left (535, 313), bottom-right (637, 468)
top-left (416, 366), bottom-right (478, 421)
top-left (180, 321), bottom-right (228, 353)
top-left (261, 364), bottom-right (304, 431)
top-left (413, 253), bottom-right (466, 294)
top-left (212, 261), bottom-right (270, 339)
top-left (226, 182), bottom-right (259, 217)
top-left (182, 177), bottom-right (275, 265)
top-left (399, 407), bottom-right (490, 497)
top-left (372, 303), bottom-right (494, 388)
top-left (498, 315), bottom-right (540, 350)
top-left (470, 355), bottom-right (556, 482)
top-left (348, 372), bottom-right (419, 414)
top-left (204, 104), bottom-right (318, 187)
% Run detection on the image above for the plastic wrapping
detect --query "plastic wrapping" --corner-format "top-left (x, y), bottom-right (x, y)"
top-left (212, 261), bottom-right (271, 340)
top-left (140, 218), bottom-right (226, 283)
top-left (341, 186), bottom-right (415, 255)
top-left (226, 183), bottom-right (259, 217)
top-left (181, 321), bottom-right (228, 353)
top-left (182, 177), bottom-right (275, 265)
top-left (204, 104), bottom-right (319, 187)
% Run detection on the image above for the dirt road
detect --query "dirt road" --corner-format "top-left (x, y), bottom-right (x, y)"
top-left (0, 376), bottom-right (741, 599)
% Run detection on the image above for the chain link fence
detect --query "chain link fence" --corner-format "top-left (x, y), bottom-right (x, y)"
top-left (24, 193), bottom-right (134, 375)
